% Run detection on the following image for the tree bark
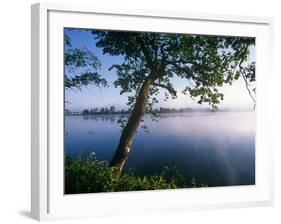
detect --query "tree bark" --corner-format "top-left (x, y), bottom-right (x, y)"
top-left (109, 77), bottom-right (153, 176)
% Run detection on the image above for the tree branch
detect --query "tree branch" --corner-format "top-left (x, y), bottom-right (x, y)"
top-left (238, 43), bottom-right (256, 109)
top-left (168, 60), bottom-right (202, 83)
top-left (138, 38), bottom-right (153, 69)
top-left (152, 82), bottom-right (177, 98)
top-left (239, 65), bottom-right (256, 109)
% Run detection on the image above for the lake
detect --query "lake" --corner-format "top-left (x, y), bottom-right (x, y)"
top-left (65, 111), bottom-right (255, 187)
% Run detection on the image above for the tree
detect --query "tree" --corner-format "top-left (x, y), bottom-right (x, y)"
top-left (109, 106), bottom-right (116, 114)
top-left (64, 32), bottom-right (107, 90)
top-left (92, 31), bottom-right (255, 175)
top-left (100, 108), bottom-right (105, 114)
top-left (89, 108), bottom-right (97, 114)
top-left (82, 109), bottom-right (89, 115)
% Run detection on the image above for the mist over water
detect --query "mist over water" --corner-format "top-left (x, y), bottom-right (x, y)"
top-left (65, 111), bottom-right (255, 187)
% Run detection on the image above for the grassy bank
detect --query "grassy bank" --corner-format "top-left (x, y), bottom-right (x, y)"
top-left (65, 154), bottom-right (207, 194)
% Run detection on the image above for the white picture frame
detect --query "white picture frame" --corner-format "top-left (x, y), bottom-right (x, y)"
top-left (31, 2), bottom-right (274, 221)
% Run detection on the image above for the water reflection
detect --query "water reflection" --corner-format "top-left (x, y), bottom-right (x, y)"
top-left (65, 111), bottom-right (255, 187)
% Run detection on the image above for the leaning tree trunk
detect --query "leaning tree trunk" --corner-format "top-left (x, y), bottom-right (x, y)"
top-left (110, 78), bottom-right (153, 176)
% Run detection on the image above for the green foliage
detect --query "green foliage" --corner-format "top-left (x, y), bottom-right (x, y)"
top-left (64, 33), bottom-right (107, 90)
top-left (92, 31), bottom-right (255, 110)
top-left (65, 155), bottom-right (207, 194)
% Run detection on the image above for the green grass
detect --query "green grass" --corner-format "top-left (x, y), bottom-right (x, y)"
top-left (65, 154), bottom-right (207, 194)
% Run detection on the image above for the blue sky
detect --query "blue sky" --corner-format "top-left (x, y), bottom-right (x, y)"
top-left (65, 28), bottom-right (256, 111)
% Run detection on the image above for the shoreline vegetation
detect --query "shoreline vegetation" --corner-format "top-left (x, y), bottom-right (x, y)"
top-left (65, 154), bottom-right (207, 194)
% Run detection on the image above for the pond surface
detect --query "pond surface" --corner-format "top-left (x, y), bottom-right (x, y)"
top-left (65, 111), bottom-right (255, 187)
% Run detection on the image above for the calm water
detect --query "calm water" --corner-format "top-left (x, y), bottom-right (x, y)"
top-left (65, 111), bottom-right (255, 187)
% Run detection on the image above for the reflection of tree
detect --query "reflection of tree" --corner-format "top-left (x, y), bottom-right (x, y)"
top-left (82, 114), bottom-right (122, 123)
top-left (99, 115), bottom-right (116, 123)
top-left (82, 115), bottom-right (90, 120)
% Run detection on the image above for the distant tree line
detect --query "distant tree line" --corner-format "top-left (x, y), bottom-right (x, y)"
top-left (81, 106), bottom-right (131, 115)
top-left (156, 107), bottom-right (192, 113)
top-left (65, 106), bottom-right (200, 115)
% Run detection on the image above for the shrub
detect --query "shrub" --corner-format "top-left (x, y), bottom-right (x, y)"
top-left (65, 154), bottom-right (206, 194)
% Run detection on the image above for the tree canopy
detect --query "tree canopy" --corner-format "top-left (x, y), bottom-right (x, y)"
top-left (92, 31), bottom-right (255, 112)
